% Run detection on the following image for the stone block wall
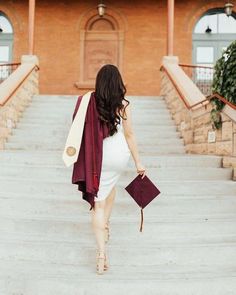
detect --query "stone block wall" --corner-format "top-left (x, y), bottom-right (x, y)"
top-left (160, 71), bottom-right (236, 175)
top-left (0, 66), bottom-right (38, 149)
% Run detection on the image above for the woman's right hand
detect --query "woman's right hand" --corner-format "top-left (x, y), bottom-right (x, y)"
top-left (135, 162), bottom-right (146, 179)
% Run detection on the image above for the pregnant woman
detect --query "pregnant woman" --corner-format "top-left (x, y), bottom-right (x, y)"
top-left (71, 65), bottom-right (145, 275)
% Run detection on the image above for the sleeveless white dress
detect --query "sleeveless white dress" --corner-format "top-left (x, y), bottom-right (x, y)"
top-left (95, 119), bottom-right (131, 202)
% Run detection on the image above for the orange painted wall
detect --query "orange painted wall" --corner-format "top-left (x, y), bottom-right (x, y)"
top-left (0, 0), bottom-right (226, 95)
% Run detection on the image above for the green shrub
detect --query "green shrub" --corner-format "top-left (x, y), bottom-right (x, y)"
top-left (210, 40), bottom-right (236, 129)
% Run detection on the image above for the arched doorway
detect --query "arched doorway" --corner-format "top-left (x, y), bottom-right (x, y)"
top-left (0, 12), bottom-right (13, 63)
top-left (78, 12), bottom-right (124, 89)
top-left (192, 8), bottom-right (236, 66)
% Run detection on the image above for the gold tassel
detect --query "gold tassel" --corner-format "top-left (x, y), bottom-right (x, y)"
top-left (140, 208), bottom-right (144, 232)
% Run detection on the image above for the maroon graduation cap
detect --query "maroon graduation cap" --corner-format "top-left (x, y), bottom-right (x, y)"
top-left (125, 174), bottom-right (161, 232)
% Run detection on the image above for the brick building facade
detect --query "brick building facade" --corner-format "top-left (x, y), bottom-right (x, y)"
top-left (0, 0), bottom-right (235, 95)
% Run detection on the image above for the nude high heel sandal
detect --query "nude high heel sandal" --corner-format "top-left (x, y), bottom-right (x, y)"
top-left (96, 250), bottom-right (109, 274)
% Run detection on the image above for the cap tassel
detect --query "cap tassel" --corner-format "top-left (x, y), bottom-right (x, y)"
top-left (140, 208), bottom-right (144, 232)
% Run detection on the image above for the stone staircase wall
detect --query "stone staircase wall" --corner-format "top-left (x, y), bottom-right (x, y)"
top-left (160, 66), bottom-right (236, 180)
top-left (0, 55), bottom-right (39, 150)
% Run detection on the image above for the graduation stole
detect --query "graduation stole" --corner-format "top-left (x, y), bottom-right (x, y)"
top-left (62, 91), bottom-right (92, 167)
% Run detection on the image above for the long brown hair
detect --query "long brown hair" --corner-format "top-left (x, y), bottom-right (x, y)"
top-left (95, 64), bottom-right (129, 136)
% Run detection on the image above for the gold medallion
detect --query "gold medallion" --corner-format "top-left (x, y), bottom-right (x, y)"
top-left (66, 146), bottom-right (76, 156)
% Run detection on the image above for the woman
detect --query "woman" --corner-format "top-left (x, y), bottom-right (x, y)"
top-left (72, 64), bottom-right (146, 275)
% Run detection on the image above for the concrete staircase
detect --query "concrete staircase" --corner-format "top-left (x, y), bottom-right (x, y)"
top-left (0, 95), bottom-right (236, 295)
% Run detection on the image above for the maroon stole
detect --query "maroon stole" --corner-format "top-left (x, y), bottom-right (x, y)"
top-left (71, 92), bottom-right (109, 209)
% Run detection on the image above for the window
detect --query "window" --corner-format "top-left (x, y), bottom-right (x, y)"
top-left (194, 11), bottom-right (236, 34)
top-left (193, 9), bottom-right (236, 65)
top-left (0, 14), bottom-right (13, 33)
top-left (0, 12), bottom-right (13, 63)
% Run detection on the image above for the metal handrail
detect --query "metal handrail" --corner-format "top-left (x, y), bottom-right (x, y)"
top-left (179, 63), bottom-right (213, 69)
top-left (0, 63), bottom-right (21, 67)
top-left (207, 93), bottom-right (236, 110)
top-left (160, 64), bottom-right (236, 111)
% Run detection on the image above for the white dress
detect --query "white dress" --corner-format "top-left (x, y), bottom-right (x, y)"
top-left (95, 119), bottom-right (131, 202)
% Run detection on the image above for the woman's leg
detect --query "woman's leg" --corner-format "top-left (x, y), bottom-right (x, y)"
top-left (91, 199), bottom-right (106, 253)
top-left (104, 187), bottom-right (116, 225)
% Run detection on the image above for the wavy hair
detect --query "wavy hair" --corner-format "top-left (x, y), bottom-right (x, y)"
top-left (94, 64), bottom-right (129, 136)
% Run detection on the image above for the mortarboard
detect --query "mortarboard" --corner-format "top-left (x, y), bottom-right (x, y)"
top-left (125, 174), bottom-right (161, 232)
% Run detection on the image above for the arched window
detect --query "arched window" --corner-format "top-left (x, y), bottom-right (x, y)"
top-left (0, 12), bottom-right (14, 63)
top-left (192, 8), bottom-right (236, 66)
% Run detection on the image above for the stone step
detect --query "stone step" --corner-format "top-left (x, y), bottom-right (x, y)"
top-left (1, 187), bottom-right (236, 205)
top-left (17, 117), bottom-right (174, 127)
top-left (9, 133), bottom-right (184, 145)
top-left (30, 97), bottom-right (165, 104)
top-left (11, 125), bottom-right (182, 139)
top-left (16, 116), bottom-right (72, 124)
top-left (1, 189), bottom-right (235, 203)
top-left (0, 165), bottom-right (232, 181)
top-left (137, 146), bottom-right (186, 154)
top-left (2, 259), bottom-right (235, 281)
top-left (4, 141), bottom-right (65, 150)
top-left (1, 217), bottom-right (235, 242)
top-left (31, 95), bottom-right (76, 100)
top-left (0, 263), bottom-right (235, 295)
top-left (15, 117), bottom-right (176, 126)
top-left (29, 102), bottom-right (167, 110)
top-left (21, 134), bottom-right (183, 143)
top-left (122, 166), bottom-right (232, 180)
top-left (8, 130), bottom-right (183, 144)
top-left (27, 106), bottom-right (171, 116)
top-left (23, 104), bottom-right (171, 113)
top-left (0, 229), bottom-right (236, 254)
top-left (28, 104), bottom-right (170, 111)
top-left (0, 178), bottom-right (235, 197)
top-left (28, 101), bottom-right (74, 106)
top-left (1, 194), bottom-right (236, 218)
top-left (0, 237), bottom-right (235, 266)
top-left (32, 95), bottom-right (164, 102)
top-left (0, 151), bottom-right (223, 168)
top-left (20, 115), bottom-right (175, 125)
top-left (128, 95), bottom-right (164, 99)
top-left (133, 125), bottom-right (177, 131)
top-left (28, 101), bottom-right (168, 110)
top-left (7, 129), bottom-right (183, 139)
top-left (19, 105), bottom-right (170, 113)
top-left (4, 142), bottom-right (186, 154)
top-left (21, 109), bottom-right (174, 126)
top-left (3, 146), bottom-right (183, 155)
top-left (14, 116), bottom-right (177, 127)
top-left (32, 95), bottom-right (164, 101)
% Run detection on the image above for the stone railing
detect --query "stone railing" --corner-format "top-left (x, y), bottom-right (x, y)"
top-left (0, 55), bottom-right (39, 149)
top-left (160, 56), bottom-right (236, 180)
